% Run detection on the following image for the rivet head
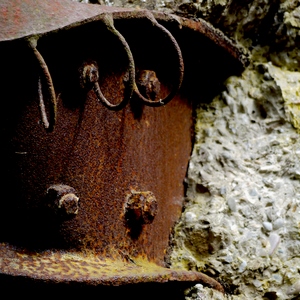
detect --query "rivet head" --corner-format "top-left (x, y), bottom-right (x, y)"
top-left (46, 184), bottom-right (79, 216)
top-left (125, 191), bottom-right (158, 225)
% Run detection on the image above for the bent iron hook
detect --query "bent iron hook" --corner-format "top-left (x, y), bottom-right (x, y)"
top-left (89, 13), bottom-right (184, 108)
top-left (27, 37), bottom-right (57, 132)
top-left (92, 14), bottom-right (136, 110)
top-left (26, 13), bottom-right (184, 131)
top-left (132, 12), bottom-right (184, 107)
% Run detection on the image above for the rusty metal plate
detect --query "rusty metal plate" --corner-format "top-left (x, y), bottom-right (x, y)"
top-left (0, 0), bottom-right (129, 42)
top-left (0, 243), bottom-right (222, 291)
top-left (0, 0), bottom-right (245, 292)
top-left (0, 0), bottom-right (245, 66)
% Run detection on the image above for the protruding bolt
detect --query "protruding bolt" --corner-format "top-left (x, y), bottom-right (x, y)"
top-left (125, 190), bottom-right (158, 225)
top-left (46, 184), bottom-right (79, 216)
top-left (136, 70), bottom-right (160, 101)
top-left (79, 61), bottom-right (99, 89)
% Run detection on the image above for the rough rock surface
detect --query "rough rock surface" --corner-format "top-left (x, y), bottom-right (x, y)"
top-left (74, 0), bottom-right (300, 298)
top-left (169, 64), bottom-right (300, 299)
top-left (167, 1), bottom-right (300, 299)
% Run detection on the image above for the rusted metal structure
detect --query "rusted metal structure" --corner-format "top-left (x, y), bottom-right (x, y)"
top-left (0, 0), bottom-right (246, 296)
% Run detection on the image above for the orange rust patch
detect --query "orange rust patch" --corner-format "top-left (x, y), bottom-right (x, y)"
top-left (0, 243), bottom-right (223, 292)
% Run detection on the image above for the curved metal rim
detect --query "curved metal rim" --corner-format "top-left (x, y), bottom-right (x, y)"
top-left (0, 244), bottom-right (224, 292)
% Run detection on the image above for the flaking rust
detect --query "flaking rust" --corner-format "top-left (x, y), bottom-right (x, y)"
top-left (0, 0), bottom-right (246, 293)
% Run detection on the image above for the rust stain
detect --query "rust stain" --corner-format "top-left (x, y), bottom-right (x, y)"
top-left (0, 244), bottom-right (224, 292)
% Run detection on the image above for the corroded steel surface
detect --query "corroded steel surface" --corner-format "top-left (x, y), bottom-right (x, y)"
top-left (153, 11), bottom-right (248, 67)
top-left (0, 0), bottom-right (245, 291)
top-left (0, 0), bottom-right (128, 41)
top-left (0, 0), bottom-right (246, 69)
top-left (0, 244), bottom-right (224, 292)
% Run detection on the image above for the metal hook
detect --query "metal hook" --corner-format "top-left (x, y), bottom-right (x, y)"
top-left (133, 13), bottom-right (184, 107)
top-left (37, 76), bottom-right (49, 129)
top-left (92, 15), bottom-right (135, 110)
top-left (27, 37), bottom-right (57, 131)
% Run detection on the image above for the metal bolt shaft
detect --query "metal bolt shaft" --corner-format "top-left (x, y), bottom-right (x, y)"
top-left (125, 190), bottom-right (158, 225)
top-left (46, 184), bottom-right (79, 216)
top-left (79, 61), bottom-right (99, 89)
top-left (136, 70), bottom-right (161, 102)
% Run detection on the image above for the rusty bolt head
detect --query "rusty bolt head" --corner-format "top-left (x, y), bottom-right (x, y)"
top-left (125, 191), bottom-right (158, 225)
top-left (79, 61), bottom-right (99, 89)
top-left (46, 184), bottom-right (79, 216)
top-left (136, 70), bottom-right (160, 101)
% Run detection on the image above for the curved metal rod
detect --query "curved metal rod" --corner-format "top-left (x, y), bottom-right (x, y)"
top-left (27, 37), bottom-right (57, 131)
top-left (37, 76), bottom-right (50, 129)
top-left (94, 15), bottom-right (135, 110)
top-left (133, 13), bottom-right (184, 107)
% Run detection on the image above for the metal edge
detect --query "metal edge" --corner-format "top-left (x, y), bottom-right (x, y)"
top-left (0, 243), bottom-right (224, 292)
